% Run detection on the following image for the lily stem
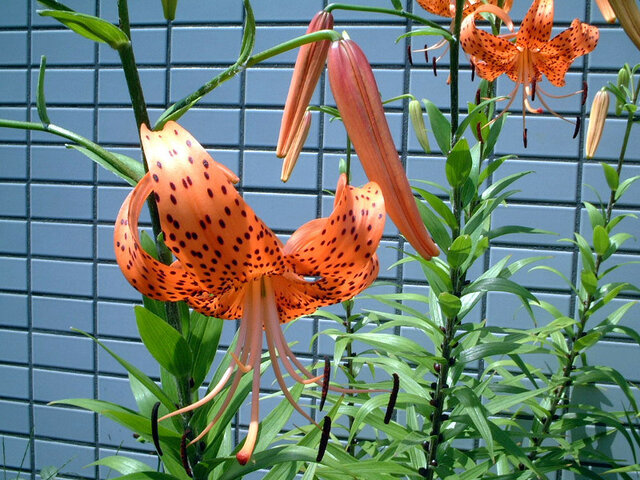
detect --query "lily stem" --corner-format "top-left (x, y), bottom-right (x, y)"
top-left (528, 73), bottom-right (640, 463)
top-left (423, 1), bottom-right (466, 478)
top-left (324, 3), bottom-right (449, 32)
top-left (344, 301), bottom-right (357, 455)
top-left (116, 0), bottom-right (191, 421)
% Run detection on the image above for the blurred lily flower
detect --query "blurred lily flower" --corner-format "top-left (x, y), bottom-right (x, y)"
top-left (608, 0), bottom-right (640, 50)
top-left (460, 0), bottom-right (599, 145)
top-left (594, 0), bottom-right (616, 23)
top-left (115, 121), bottom-right (387, 464)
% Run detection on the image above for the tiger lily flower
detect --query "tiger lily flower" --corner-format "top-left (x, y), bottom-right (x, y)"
top-left (114, 121), bottom-right (387, 464)
top-left (277, 10), bottom-right (333, 158)
top-left (460, 0), bottom-right (599, 144)
top-left (328, 39), bottom-right (439, 260)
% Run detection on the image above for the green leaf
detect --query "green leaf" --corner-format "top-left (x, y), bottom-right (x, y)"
top-left (390, 0), bottom-right (403, 9)
top-left (36, 56), bottom-right (50, 124)
top-left (459, 342), bottom-right (546, 363)
top-left (439, 292), bottom-right (462, 318)
top-left (423, 99), bottom-right (451, 153)
top-left (135, 306), bottom-right (192, 379)
top-left (483, 113), bottom-right (507, 157)
top-left (71, 329), bottom-right (175, 410)
top-left (67, 145), bottom-right (144, 186)
top-left (573, 233), bottom-right (596, 273)
top-left (105, 473), bottom-right (181, 480)
top-left (615, 175), bottom-right (640, 200)
top-left (161, 0), bottom-right (178, 21)
top-left (592, 225), bottom-right (610, 256)
top-left (416, 200), bottom-right (452, 250)
top-left (38, 10), bottom-right (129, 49)
top-left (397, 27), bottom-right (453, 43)
top-left (481, 171), bottom-right (532, 200)
top-left (188, 311), bottom-right (223, 389)
top-left (584, 201), bottom-right (605, 228)
top-left (477, 155), bottom-right (513, 185)
top-left (601, 162), bottom-right (619, 190)
top-left (462, 277), bottom-right (537, 303)
top-left (580, 270), bottom-right (598, 295)
top-left (446, 138), bottom-right (472, 187)
top-left (447, 234), bottom-right (472, 267)
top-left (573, 331), bottom-right (602, 352)
top-left (486, 225), bottom-right (554, 240)
top-left (413, 187), bottom-right (456, 229)
top-left (454, 386), bottom-right (494, 459)
top-left (87, 456), bottom-right (153, 475)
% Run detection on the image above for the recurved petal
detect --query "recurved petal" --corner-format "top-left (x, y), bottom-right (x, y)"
top-left (416, 0), bottom-right (453, 17)
top-left (114, 173), bottom-right (200, 302)
top-left (141, 122), bottom-right (288, 296)
top-left (537, 19), bottom-right (599, 87)
top-left (517, 0), bottom-right (554, 50)
top-left (328, 39), bottom-right (439, 260)
top-left (460, 6), bottom-right (517, 78)
top-left (276, 11), bottom-right (333, 158)
top-left (281, 174), bottom-right (384, 315)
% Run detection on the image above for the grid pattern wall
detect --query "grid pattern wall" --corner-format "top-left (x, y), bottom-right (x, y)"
top-left (1, 0), bottom-right (639, 479)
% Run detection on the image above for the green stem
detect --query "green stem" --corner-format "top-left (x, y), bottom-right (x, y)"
top-left (324, 3), bottom-right (448, 31)
top-left (155, 30), bottom-right (342, 129)
top-left (528, 72), bottom-right (640, 464)
top-left (343, 301), bottom-right (357, 455)
top-left (423, 2), bottom-right (465, 478)
top-left (0, 119), bottom-right (141, 182)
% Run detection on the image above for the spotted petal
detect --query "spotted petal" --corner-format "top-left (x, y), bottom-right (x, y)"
top-left (537, 19), bottom-right (599, 87)
top-left (516, 0), bottom-right (554, 50)
top-left (141, 122), bottom-right (288, 297)
top-left (280, 174), bottom-right (385, 321)
top-left (114, 173), bottom-right (200, 302)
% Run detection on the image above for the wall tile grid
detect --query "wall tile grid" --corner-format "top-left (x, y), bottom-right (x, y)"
top-left (0, 0), bottom-right (639, 478)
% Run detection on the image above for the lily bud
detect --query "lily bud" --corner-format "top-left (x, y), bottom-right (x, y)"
top-left (615, 64), bottom-right (631, 115)
top-left (595, 0), bottom-right (616, 23)
top-left (277, 11), bottom-right (333, 158)
top-left (281, 111), bottom-right (312, 182)
top-left (328, 39), bottom-right (439, 259)
top-left (608, 0), bottom-right (640, 50)
top-left (409, 99), bottom-right (431, 153)
top-left (585, 89), bottom-right (610, 159)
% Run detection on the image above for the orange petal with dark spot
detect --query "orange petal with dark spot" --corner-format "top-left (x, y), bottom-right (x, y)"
top-left (141, 122), bottom-right (287, 297)
top-left (328, 39), bottom-right (439, 260)
top-left (114, 173), bottom-right (201, 302)
top-left (276, 11), bottom-right (333, 158)
top-left (516, 0), bottom-right (554, 50)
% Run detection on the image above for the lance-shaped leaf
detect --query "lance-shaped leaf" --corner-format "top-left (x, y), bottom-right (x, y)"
top-left (38, 10), bottom-right (129, 49)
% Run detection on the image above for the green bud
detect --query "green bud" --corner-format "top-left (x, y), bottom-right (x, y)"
top-left (615, 64), bottom-right (631, 115)
top-left (409, 99), bottom-right (431, 153)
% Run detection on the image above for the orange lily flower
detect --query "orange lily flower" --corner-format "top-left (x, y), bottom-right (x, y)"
top-left (460, 0), bottom-right (599, 144)
top-left (328, 39), bottom-right (439, 260)
top-left (115, 121), bottom-right (387, 464)
top-left (416, 0), bottom-right (513, 19)
top-left (277, 10), bottom-right (333, 158)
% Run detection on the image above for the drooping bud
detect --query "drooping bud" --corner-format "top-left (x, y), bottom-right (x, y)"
top-left (585, 89), bottom-right (610, 159)
top-left (327, 39), bottom-right (439, 259)
top-left (281, 111), bottom-right (312, 182)
top-left (277, 11), bottom-right (334, 158)
top-left (608, 0), bottom-right (640, 50)
top-left (594, 0), bottom-right (617, 23)
top-left (409, 99), bottom-right (431, 153)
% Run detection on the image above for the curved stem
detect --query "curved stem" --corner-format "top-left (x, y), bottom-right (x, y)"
top-left (155, 30), bottom-right (342, 129)
top-left (324, 3), bottom-right (448, 32)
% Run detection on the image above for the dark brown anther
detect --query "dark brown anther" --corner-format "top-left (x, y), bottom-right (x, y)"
top-left (424, 44), bottom-right (429, 63)
top-left (582, 81), bottom-right (588, 105)
top-left (181, 429), bottom-right (193, 478)
top-left (151, 401), bottom-right (163, 456)
top-left (434, 363), bottom-right (441, 373)
top-left (422, 441), bottom-right (430, 452)
top-left (432, 57), bottom-right (438, 76)
top-left (407, 45), bottom-right (414, 66)
top-left (319, 355), bottom-right (331, 411)
top-left (523, 128), bottom-right (528, 148)
top-left (471, 62), bottom-right (476, 82)
top-left (531, 77), bottom-right (537, 102)
top-left (476, 122), bottom-right (484, 144)
top-left (573, 116), bottom-right (581, 139)
top-left (316, 416), bottom-right (332, 462)
top-left (475, 88), bottom-right (481, 105)
top-left (384, 373), bottom-right (400, 424)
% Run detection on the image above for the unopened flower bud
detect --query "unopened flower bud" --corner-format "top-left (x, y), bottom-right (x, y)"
top-left (585, 89), bottom-right (610, 159)
top-left (609, 0), bottom-right (640, 51)
top-left (281, 111), bottom-right (312, 182)
top-left (615, 64), bottom-right (631, 115)
top-left (595, 0), bottom-right (616, 23)
top-left (409, 99), bottom-right (431, 153)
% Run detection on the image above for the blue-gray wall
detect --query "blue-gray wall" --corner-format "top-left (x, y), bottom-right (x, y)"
top-left (1, 1), bottom-right (639, 479)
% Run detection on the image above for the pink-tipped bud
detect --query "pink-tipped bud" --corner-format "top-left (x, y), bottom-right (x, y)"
top-left (281, 111), bottom-right (312, 182)
top-left (328, 39), bottom-right (439, 259)
top-left (276, 11), bottom-right (333, 158)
